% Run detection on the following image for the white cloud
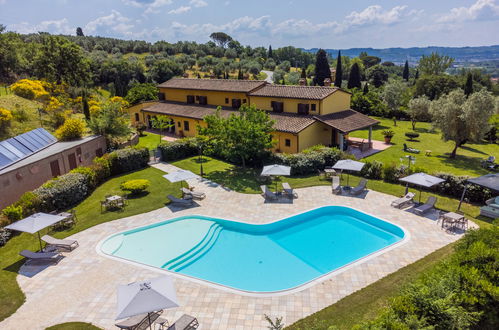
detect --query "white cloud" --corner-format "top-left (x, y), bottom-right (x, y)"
top-left (144, 0), bottom-right (173, 14)
top-left (190, 0), bottom-right (207, 8)
top-left (0, 0), bottom-right (7, 5)
top-left (437, 0), bottom-right (499, 23)
top-left (85, 10), bottom-right (134, 36)
top-left (122, 0), bottom-right (146, 7)
top-left (168, 6), bottom-right (191, 14)
top-left (346, 5), bottom-right (408, 27)
top-left (9, 18), bottom-right (73, 34)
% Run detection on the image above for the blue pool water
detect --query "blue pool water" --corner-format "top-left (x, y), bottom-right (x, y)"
top-left (100, 206), bottom-right (405, 292)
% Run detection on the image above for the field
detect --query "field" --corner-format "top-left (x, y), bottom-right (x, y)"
top-left (0, 94), bottom-right (46, 138)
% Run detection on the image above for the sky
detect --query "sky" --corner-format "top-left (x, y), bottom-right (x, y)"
top-left (1, 0), bottom-right (498, 49)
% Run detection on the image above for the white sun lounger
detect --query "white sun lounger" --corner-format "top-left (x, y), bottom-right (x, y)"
top-left (414, 196), bottom-right (437, 215)
top-left (260, 185), bottom-right (278, 200)
top-left (181, 187), bottom-right (206, 200)
top-left (42, 235), bottom-right (79, 251)
top-left (332, 176), bottom-right (342, 195)
top-left (167, 194), bottom-right (194, 206)
top-left (391, 192), bottom-right (415, 209)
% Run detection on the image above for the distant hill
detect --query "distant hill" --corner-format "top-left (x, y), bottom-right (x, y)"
top-left (304, 45), bottom-right (499, 64)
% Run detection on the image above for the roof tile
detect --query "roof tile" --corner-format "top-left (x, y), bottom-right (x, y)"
top-left (248, 84), bottom-right (341, 100)
top-left (157, 78), bottom-right (266, 93)
top-left (315, 110), bottom-right (379, 133)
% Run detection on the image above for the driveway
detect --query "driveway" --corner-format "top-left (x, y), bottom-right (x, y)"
top-left (261, 70), bottom-right (274, 83)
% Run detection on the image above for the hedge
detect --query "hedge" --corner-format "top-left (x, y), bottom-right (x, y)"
top-left (108, 147), bottom-right (149, 175)
top-left (158, 138), bottom-right (198, 162)
top-left (34, 173), bottom-right (90, 212)
top-left (270, 147), bottom-right (346, 175)
top-left (120, 179), bottom-right (150, 195)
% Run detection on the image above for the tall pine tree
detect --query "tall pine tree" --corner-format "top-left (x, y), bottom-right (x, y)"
top-left (301, 67), bottom-right (307, 79)
top-left (347, 63), bottom-right (361, 89)
top-left (464, 72), bottom-right (473, 97)
top-left (314, 49), bottom-right (331, 86)
top-left (268, 45), bottom-right (273, 58)
top-left (363, 83), bottom-right (369, 95)
top-left (334, 50), bottom-right (342, 88)
top-left (82, 92), bottom-right (90, 120)
top-left (403, 60), bottom-right (409, 81)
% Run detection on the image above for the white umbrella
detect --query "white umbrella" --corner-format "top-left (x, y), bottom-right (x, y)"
top-left (163, 170), bottom-right (199, 188)
top-left (116, 276), bottom-right (179, 328)
top-left (332, 159), bottom-right (365, 187)
top-left (5, 212), bottom-right (66, 250)
top-left (400, 172), bottom-right (445, 203)
top-left (261, 164), bottom-right (291, 192)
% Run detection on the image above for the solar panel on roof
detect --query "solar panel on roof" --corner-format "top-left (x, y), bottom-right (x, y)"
top-left (0, 128), bottom-right (57, 171)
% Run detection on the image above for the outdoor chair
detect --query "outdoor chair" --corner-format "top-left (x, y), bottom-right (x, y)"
top-left (481, 156), bottom-right (497, 169)
top-left (115, 311), bottom-right (163, 330)
top-left (403, 143), bottom-right (420, 154)
top-left (19, 249), bottom-right (62, 264)
top-left (167, 194), bottom-right (194, 207)
top-left (414, 196), bottom-right (437, 215)
top-left (391, 192), bottom-right (415, 209)
top-left (42, 235), bottom-right (79, 252)
top-left (350, 179), bottom-right (368, 196)
top-left (166, 314), bottom-right (199, 330)
top-left (282, 182), bottom-right (298, 198)
top-left (261, 185), bottom-right (278, 200)
top-left (181, 187), bottom-right (206, 200)
top-left (100, 200), bottom-right (110, 213)
top-left (332, 176), bottom-right (342, 195)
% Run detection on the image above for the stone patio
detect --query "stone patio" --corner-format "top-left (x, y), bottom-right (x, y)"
top-left (0, 162), bottom-right (471, 330)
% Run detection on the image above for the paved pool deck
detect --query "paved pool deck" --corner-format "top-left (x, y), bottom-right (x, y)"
top-left (0, 162), bottom-right (473, 330)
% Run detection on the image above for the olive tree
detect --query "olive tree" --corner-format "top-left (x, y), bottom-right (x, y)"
top-left (407, 96), bottom-right (431, 130)
top-left (382, 79), bottom-right (408, 113)
top-left (430, 89), bottom-right (496, 158)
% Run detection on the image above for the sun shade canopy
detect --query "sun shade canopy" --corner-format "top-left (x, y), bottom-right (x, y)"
top-left (332, 159), bottom-right (365, 172)
top-left (261, 164), bottom-right (291, 176)
top-left (467, 173), bottom-right (499, 191)
top-left (162, 170), bottom-right (199, 183)
top-left (399, 173), bottom-right (445, 188)
top-left (5, 212), bottom-right (66, 234)
top-left (116, 276), bottom-right (179, 320)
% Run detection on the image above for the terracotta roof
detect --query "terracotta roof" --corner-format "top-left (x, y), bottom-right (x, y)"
top-left (315, 110), bottom-right (379, 133)
top-left (157, 78), bottom-right (267, 93)
top-left (248, 84), bottom-right (341, 100)
top-left (142, 102), bottom-right (315, 133)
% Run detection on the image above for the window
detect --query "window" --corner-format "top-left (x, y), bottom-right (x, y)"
top-left (271, 101), bottom-right (284, 113)
top-left (243, 99), bottom-right (247, 103)
top-left (232, 99), bottom-right (241, 109)
top-left (158, 92), bottom-right (165, 101)
top-left (178, 121), bottom-right (181, 127)
top-left (297, 103), bottom-right (309, 115)
top-left (135, 113), bottom-right (139, 121)
top-left (95, 148), bottom-right (103, 157)
top-left (184, 121), bottom-right (190, 131)
top-left (198, 96), bottom-right (208, 105)
top-left (195, 95), bottom-right (200, 101)
top-left (311, 104), bottom-right (316, 111)
top-left (285, 139), bottom-right (291, 147)
top-left (186, 95), bottom-right (195, 103)
top-left (225, 98), bottom-right (229, 104)
top-left (50, 160), bottom-right (61, 177)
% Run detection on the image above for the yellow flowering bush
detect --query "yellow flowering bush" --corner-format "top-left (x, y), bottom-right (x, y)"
top-left (88, 98), bottom-right (102, 115)
top-left (45, 97), bottom-right (64, 112)
top-left (55, 118), bottom-right (86, 141)
top-left (0, 107), bottom-right (13, 125)
top-left (110, 96), bottom-right (129, 110)
top-left (10, 79), bottom-right (50, 101)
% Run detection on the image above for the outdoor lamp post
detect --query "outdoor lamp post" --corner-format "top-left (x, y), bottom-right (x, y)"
top-left (400, 155), bottom-right (416, 169)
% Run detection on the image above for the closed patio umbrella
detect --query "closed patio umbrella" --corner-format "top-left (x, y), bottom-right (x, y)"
top-left (5, 212), bottom-right (66, 251)
top-left (261, 164), bottom-right (291, 192)
top-left (332, 159), bottom-right (365, 187)
top-left (399, 172), bottom-right (445, 203)
top-left (116, 276), bottom-right (179, 329)
top-left (163, 170), bottom-right (199, 188)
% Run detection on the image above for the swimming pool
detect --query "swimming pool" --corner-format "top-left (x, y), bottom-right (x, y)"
top-left (100, 206), bottom-right (405, 293)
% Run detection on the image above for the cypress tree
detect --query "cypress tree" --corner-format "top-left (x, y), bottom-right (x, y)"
top-left (347, 62), bottom-right (361, 89)
top-left (334, 50), bottom-right (342, 88)
top-left (238, 68), bottom-right (243, 80)
top-left (415, 69), bottom-right (419, 80)
top-left (268, 45), bottom-right (273, 58)
top-left (301, 67), bottom-right (307, 79)
top-left (82, 93), bottom-right (90, 120)
top-left (403, 60), bottom-right (409, 81)
top-left (464, 72), bottom-right (473, 97)
top-left (314, 49), bottom-right (331, 86)
top-left (363, 83), bottom-right (369, 95)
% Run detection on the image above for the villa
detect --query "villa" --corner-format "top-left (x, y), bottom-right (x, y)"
top-left (129, 78), bottom-right (379, 153)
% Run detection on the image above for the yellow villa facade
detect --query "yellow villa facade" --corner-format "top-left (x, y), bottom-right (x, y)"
top-left (129, 78), bottom-right (379, 153)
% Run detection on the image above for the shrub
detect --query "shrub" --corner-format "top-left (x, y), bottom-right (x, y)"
top-left (120, 179), bottom-right (150, 195)
top-left (0, 107), bottom-right (13, 126)
top-left (10, 79), bottom-right (49, 100)
top-left (14, 191), bottom-right (41, 216)
top-left (360, 160), bottom-right (383, 179)
top-left (405, 132), bottom-right (420, 141)
top-left (70, 166), bottom-right (98, 188)
top-left (134, 122), bottom-right (147, 136)
top-left (108, 147), bottom-right (149, 175)
top-left (158, 138), bottom-right (198, 161)
top-left (91, 156), bottom-right (111, 184)
top-left (34, 172), bottom-right (89, 212)
top-left (434, 172), bottom-right (491, 203)
top-left (55, 118), bottom-right (86, 141)
top-left (0, 228), bottom-right (11, 247)
top-left (271, 147), bottom-right (345, 175)
top-left (382, 130), bottom-right (395, 138)
top-left (2, 205), bottom-right (23, 222)
top-left (383, 163), bottom-right (409, 183)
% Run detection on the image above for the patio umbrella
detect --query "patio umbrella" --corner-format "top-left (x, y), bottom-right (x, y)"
top-left (261, 164), bottom-right (291, 192)
top-left (116, 276), bottom-right (179, 329)
top-left (458, 173), bottom-right (499, 210)
top-left (332, 159), bottom-right (365, 187)
top-left (5, 212), bottom-right (66, 251)
top-left (163, 169), bottom-right (199, 188)
top-left (399, 172), bottom-right (445, 204)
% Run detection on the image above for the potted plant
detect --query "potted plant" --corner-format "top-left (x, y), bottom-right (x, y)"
top-left (382, 130), bottom-right (395, 144)
top-left (405, 132), bottom-right (420, 141)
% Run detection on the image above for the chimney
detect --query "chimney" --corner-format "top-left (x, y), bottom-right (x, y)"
top-left (324, 78), bottom-right (331, 87)
top-left (299, 78), bottom-right (306, 86)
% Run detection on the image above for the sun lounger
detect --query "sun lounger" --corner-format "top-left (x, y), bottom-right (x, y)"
top-left (403, 143), bottom-right (420, 154)
top-left (181, 187), bottom-right (206, 200)
top-left (167, 194), bottom-right (194, 206)
top-left (41, 235), bottom-right (79, 251)
top-left (391, 192), bottom-right (415, 209)
top-left (167, 314), bottom-right (199, 330)
top-left (282, 182), bottom-right (297, 198)
top-left (20, 249), bottom-right (62, 263)
top-left (332, 176), bottom-right (342, 195)
top-left (480, 205), bottom-right (499, 219)
top-left (414, 196), bottom-right (437, 215)
top-left (350, 179), bottom-right (368, 196)
top-left (260, 185), bottom-right (278, 200)
top-left (115, 311), bottom-right (163, 330)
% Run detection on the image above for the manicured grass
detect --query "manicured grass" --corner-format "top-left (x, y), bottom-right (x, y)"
top-left (349, 117), bottom-right (498, 177)
top-left (136, 131), bottom-right (163, 150)
top-left (286, 242), bottom-right (456, 330)
top-left (0, 166), bottom-right (181, 322)
top-left (46, 322), bottom-right (102, 330)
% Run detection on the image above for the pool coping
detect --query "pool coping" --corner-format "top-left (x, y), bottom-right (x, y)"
top-left (96, 205), bottom-right (411, 297)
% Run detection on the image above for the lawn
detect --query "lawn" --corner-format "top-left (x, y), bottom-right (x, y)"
top-left (0, 166), bottom-right (181, 322)
top-left (349, 117), bottom-right (498, 177)
top-left (136, 131), bottom-right (162, 150)
top-left (46, 322), bottom-right (101, 330)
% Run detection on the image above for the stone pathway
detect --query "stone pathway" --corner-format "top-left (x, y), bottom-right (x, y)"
top-left (0, 162), bottom-right (471, 330)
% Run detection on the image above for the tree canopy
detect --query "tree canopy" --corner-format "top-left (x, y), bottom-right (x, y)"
top-left (407, 96), bottom-right (431, 130)
top-left (418, 52), bottom-right (454, 76)
top-left (209, 32), bottom-right (233, 48)
top-left (334, 50), bottom-right (342, 88)
top-left (125, 83), bottom-right (159, 105)
top-left (314, 49), bottom-right (331, 86)
top-left (347, 62), bottom-right (362, 89)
